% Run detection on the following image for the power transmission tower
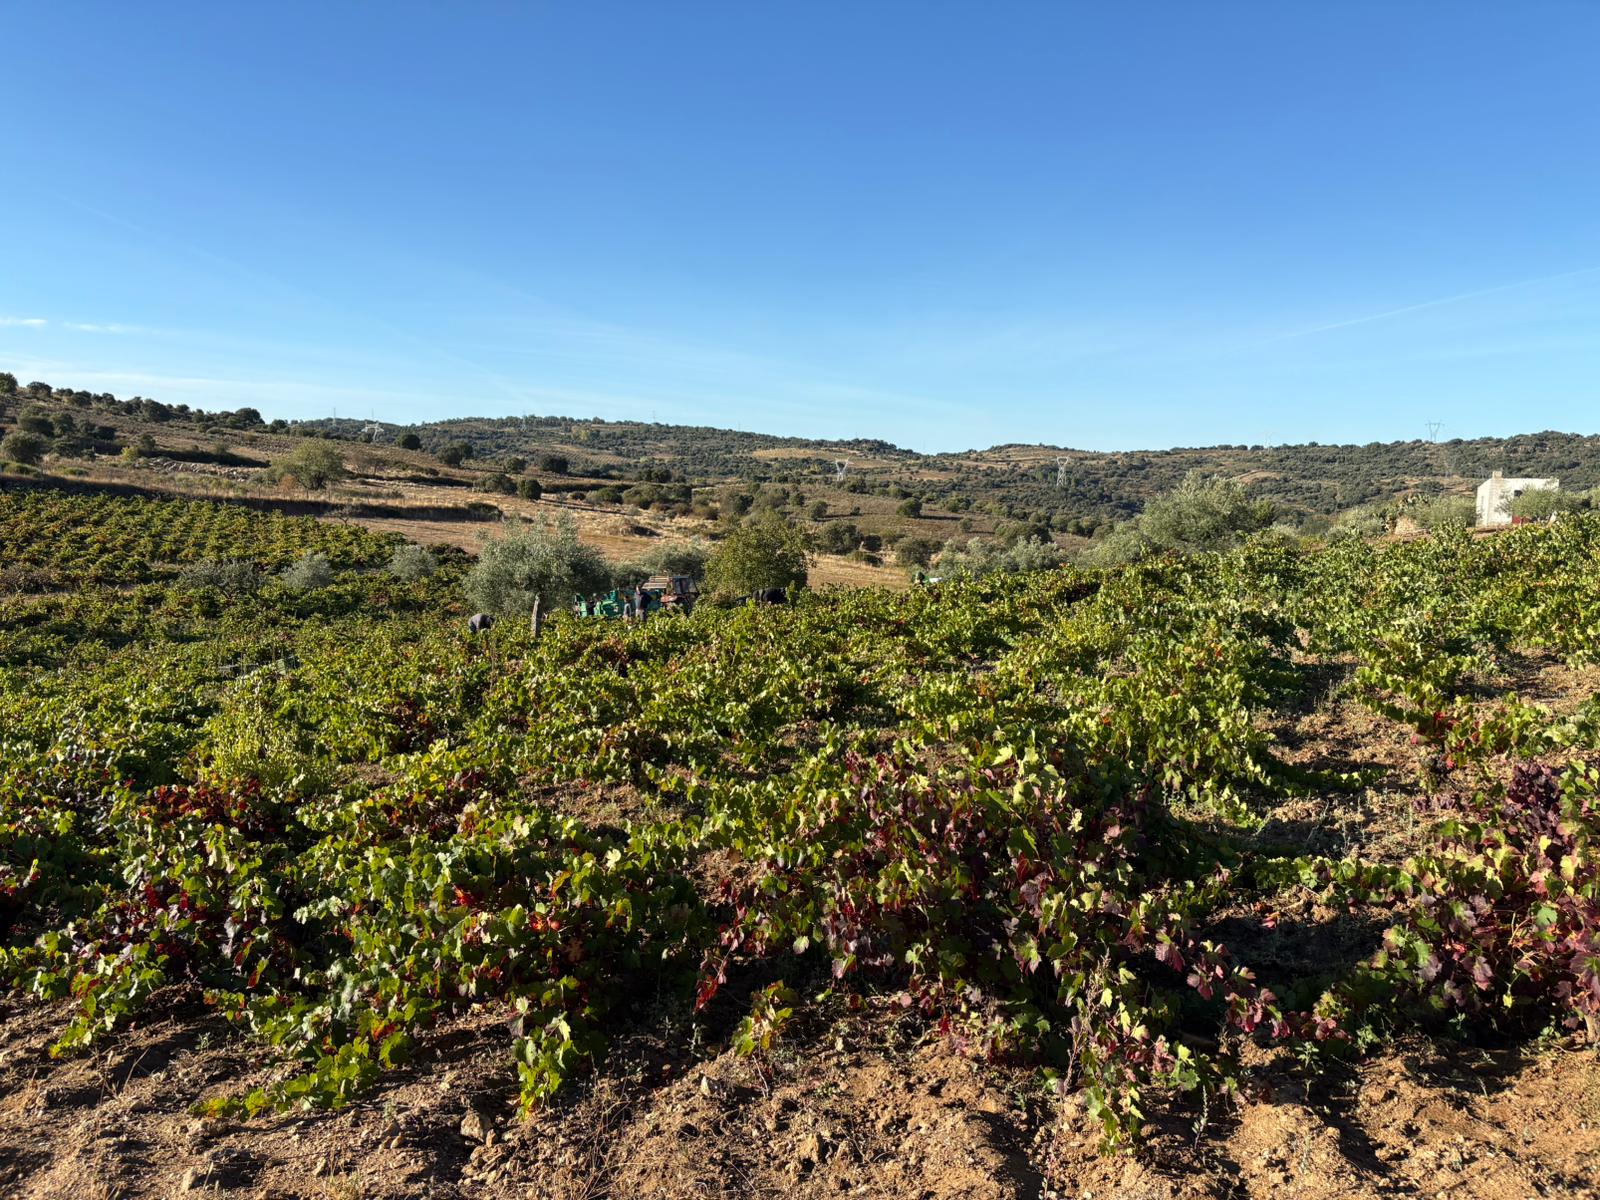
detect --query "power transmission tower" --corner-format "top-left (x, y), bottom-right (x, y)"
top-left (1425, 420), bottom-right (1453, 478)
top-left (834, 459), bottom-right (849, 483)
top-left (1055, 456), bottom-right (1071, 488)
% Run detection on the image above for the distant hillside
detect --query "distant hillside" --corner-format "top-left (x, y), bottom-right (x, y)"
top-left (304, 411), bottom-right (1600, 528)
top-left (4, 372), bottom-right (1596, 531)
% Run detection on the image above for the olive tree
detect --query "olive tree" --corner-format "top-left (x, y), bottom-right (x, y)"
top-left (702, 518), bottom-right (810, 599)
top-left (387, 543), bottom-right (438, 581)
top-left (815, 520), bottom-right (860, 555)
top-left (895, 535), bottom-right (944, 570)
top-left (281, 552), bottom-right (335, 592)
top-left (464, 515), bottom-right (609, 638)
top-left (0, 431), bottom-right (45, 466)
top-left (179, 559), bottom-right (263, 596)
top-left (933, 536), bottom-right (1063, 580)
top-left (1410, 495), bottom-right (1475, 531)
top-left (278, 441), bottom-right (347, 490)
top-left (1508, 487), bottom-right (1576, 522)
top-left (1083, 474), bottom-right (1275, 567)
top-left (613, 539), bottom-right (711, 588)
top-left (17, 406), bottom-right (54, 437)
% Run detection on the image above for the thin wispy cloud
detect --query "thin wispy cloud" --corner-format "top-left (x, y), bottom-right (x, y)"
top-left (0, 358), bottom-right (448, 413)
top-left (53, 192), bottom-right (540, 411)
top-left (1, 315), bottom-right (152, 334)
top-left (456, 274), bottom-right (986, 428)
top-left (63, 322), bottom-right (143, 334)
top-left (1265, 265), bottom-right (1600, 343)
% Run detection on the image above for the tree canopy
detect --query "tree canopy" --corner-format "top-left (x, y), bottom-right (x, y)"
top-left (464, 516), bottom-right (610, 629)
top-left (278, 441), bottom-right (347, 490)
top-left (1510, 487), bottom-right (1577, 522)
top-left (1084, 475), bottom-right (1276, 566)
top-left (703, 518), bottom-right (810, 598)
top-left (0, 431), bottom-right (45, 466)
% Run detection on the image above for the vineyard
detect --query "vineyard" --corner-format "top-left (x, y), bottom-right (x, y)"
top-left (0, 490), bottom-right (397, 587)
top-left (3, 488), bottom-right (1600, 1196)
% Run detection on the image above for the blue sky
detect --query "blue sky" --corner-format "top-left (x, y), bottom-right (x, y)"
top-left (4, 3), bottom-right (1599, 452)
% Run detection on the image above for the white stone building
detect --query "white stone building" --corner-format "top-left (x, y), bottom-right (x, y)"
top-left (1475, 471), bottom-right (1558, 528)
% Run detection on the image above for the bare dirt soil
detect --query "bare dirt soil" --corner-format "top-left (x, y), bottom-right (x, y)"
top-left (3, 990), bottom-right (1596, 1200)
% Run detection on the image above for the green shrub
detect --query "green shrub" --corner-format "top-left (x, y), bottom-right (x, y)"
top-left (718, 487), bottom-right (753, 519)
top-left (895, 535), bottom-right (944, 570)
top-left (199, 678), bottom-right (328, 797)
top-left (17, 407), bottom-right (54, 437)
top-left (1330, 504), bottom-right (1392, 540)
top-left (994, 519), bottom-right (1053, 548)
top-left (281, 552), bottom-right (335, 591)
top-left (179, 559), bottom-right (264, 595)
top-left (0, 431), bottom-right (46, 466)
top-left (387, 543), bottom-right (438, 582)
top-left (1410, 495), bottom-right (1475, 531)
top-left (816, 520), bottom-right (860, 555)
